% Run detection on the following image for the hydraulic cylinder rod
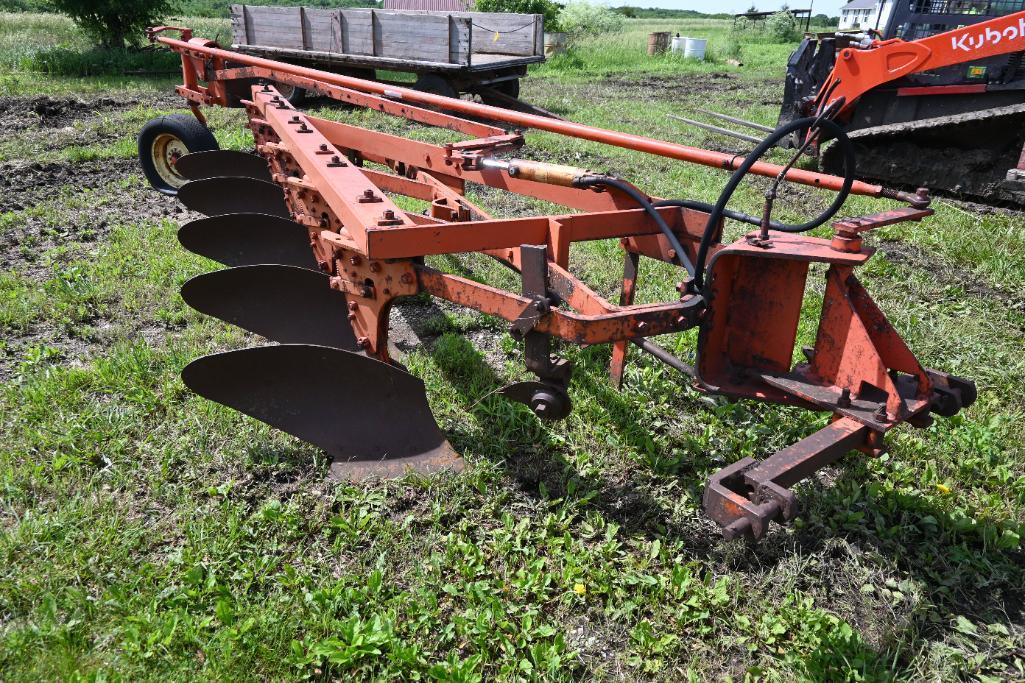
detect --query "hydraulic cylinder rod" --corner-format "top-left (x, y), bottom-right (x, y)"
top-left (156, 34), bottom-right (889, 198)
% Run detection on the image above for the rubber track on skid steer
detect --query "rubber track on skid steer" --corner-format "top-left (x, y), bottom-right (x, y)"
top-left (822, 103), bottom-right (1025, 205)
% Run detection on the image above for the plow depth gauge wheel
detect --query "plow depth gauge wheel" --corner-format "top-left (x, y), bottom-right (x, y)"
top-left (138, 115), bottom-right (219, 195)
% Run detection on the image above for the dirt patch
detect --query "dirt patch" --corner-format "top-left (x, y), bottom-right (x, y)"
top-left (0, 158), bottom-right (136, 213)
top-left (600, 72), bottom-right (767, 104)
top-left (0, 95), bottom-right (122, 132)
top-left (0, 92), bottom-right (180, 132)
top-left (875, 239), bottom-right (1025, 315)
top-left (0, 154), bottom-right (202, 382)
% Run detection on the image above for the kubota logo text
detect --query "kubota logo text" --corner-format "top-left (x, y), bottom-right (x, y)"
top-left (952, 18), bottom-right (1025, 51)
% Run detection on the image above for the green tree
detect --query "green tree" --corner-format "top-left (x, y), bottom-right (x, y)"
top-left (49, 0), bottom-right (179, 48)
top-left (474, 0), bottom-right (563, 33)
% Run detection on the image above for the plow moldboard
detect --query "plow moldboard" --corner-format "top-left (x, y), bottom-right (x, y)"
top-left (178, 213), bottom-right (319, 270)
top-left (177, 177), bottom-right (290, 218)
top-left (181, 264), bottom-right (358, 350)
top-left (175, 150), bottom-right (273, 182)
top-left (182, 344), bottom-right (464, 478)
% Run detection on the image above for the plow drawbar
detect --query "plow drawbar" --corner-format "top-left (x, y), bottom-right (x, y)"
top-left (140, 27), bottom-right (975, 541)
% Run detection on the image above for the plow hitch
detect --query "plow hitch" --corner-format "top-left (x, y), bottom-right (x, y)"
top-left (140, 29), bottom-right (978, 539)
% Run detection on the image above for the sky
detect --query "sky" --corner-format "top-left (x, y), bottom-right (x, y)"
top-left (609, 0), bottom-right (847, 18)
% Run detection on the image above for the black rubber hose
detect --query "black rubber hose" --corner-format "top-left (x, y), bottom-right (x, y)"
top-left (651, 199), bottom-right (785, 230)
top-left (575, 174), bottom-right (696, 278)
top-left (691, 116), bottom-right (856, 291)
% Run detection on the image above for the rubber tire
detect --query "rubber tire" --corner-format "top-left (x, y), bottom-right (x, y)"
top-left (414, 73), bottom-right (458, 99)
top-left (276, 82), bottom-right (307, 106)
top-left (496, 78), bottom-right (520, 99)
top-left (138, 114), bottom-right (219, 196)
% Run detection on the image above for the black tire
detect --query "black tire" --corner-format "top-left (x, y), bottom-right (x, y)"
top-left (496, 78), bottom-right (520, 100)
top-left (138, 114), bottom-right (219, 195)
top-left (414, 73), bottom-right (458, 99)
top-left (276, 82), bottom-right (307, 105)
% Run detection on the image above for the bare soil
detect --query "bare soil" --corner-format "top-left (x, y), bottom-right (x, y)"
top-left (0, 95), bottom-right (204, 381)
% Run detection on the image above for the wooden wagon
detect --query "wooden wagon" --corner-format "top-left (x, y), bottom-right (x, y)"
top-left (229, 4), bottom-right (546, 104)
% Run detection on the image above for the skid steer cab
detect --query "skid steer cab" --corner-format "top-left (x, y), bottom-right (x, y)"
top-left (138, 25), bottom-right (975, 542)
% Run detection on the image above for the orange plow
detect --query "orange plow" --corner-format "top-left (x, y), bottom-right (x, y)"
top-left (138, 27), bottom-right (974, 541)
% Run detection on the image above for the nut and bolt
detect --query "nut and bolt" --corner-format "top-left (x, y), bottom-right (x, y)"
top-left (369, 262), bottom-right (381, 273)
top-left (349, 255), bottom-right (362, 266)
top-left (837, 387), bottom-right (851, 408)
top-left (360, 285), bottom-right (374, 298)
top-left (356, 337), bottom-right (370, 349)
top-left (873, 405), bottom-right (889, 422)
top-left (290, 115), bottom-right (301, 123)
top-left (319, 143), bottom-right (329, 151)
top-left (347, 301), bottom-right (358, 311)
top-left (382, 209), bottom-right (396, 221)
top-left (347, 312), bottom-right (357, 321)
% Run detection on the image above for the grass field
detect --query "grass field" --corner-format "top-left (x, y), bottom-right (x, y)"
top-left (1, 11), bottom-right (1024, 681)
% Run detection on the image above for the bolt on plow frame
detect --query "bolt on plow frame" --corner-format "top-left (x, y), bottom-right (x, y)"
top-left (140, 27), bottom-right (976, 541)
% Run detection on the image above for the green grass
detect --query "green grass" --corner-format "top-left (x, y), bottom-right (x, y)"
top-left (1, 12), bottom-right (1023, 682)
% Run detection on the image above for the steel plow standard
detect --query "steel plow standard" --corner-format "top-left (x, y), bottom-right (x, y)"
top-left (143, 27), bottom-right (977, 542)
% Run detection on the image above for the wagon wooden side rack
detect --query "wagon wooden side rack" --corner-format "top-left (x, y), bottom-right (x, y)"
top-left (137, 26), bottom-right (976, 541)
top-left (227, 4), bottom-right (546, 109)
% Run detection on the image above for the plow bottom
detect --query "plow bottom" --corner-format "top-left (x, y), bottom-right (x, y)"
top-left (177, 213), bottom-right (319, 271)
top-left (183, 344), bottom-right (463, 479)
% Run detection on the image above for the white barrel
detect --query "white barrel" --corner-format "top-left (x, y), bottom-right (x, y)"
top-left (670, 35), bottom-right (685, 53)
top-left (684, 37), bottom-right (707, 60)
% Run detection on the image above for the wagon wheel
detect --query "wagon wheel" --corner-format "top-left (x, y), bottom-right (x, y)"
top-left (275, 81), bottom-right (307, 105)
top-left (414, 73), bottom-right (459, 100)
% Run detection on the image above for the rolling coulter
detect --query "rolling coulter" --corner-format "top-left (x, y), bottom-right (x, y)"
top-left (140, 27), bottom-right (976, 541)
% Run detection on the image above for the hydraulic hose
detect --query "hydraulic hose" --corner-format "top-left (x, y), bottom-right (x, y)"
top-left (691, 116), bottom-right (856, 291)
top-left (574, 174), bottom-right (697, 278)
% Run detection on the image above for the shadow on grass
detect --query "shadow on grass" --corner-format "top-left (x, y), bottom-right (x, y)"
top-left (423, 323), bottom-right (1024, 676)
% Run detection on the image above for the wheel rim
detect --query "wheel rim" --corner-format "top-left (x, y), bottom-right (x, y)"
top-left (151, 133), bottom-right (189, 188)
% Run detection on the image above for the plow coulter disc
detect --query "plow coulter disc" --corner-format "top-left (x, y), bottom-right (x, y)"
top-left (177, 177), bottom-right (289, 218)
top-left (181, 264), bottom-right (358, 350)
top-left (182, 344), bottom-right (464, 479)
top-left (178, 213), bottom-right (318, 270)
top-left (175, 150), bottom-right (272, 182)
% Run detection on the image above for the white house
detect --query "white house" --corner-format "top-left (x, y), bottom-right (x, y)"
top-left (838, 0), bottom-right (894, 30)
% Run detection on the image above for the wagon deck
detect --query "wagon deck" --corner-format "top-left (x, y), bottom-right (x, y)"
top-left (229, 4), bottom-right (545, 73)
